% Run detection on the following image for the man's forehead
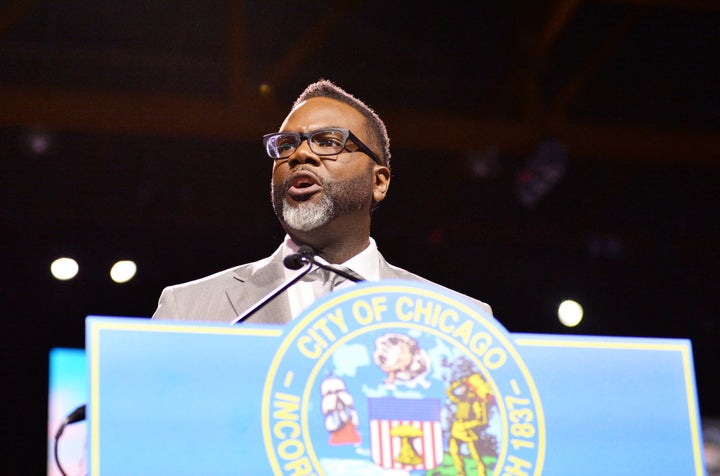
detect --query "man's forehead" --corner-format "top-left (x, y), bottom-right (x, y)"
top-left (280, 97), bottom-right (365, 132)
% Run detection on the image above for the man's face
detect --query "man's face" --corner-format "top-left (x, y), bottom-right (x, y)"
top-left (270, 97), bottom-right (387, 233)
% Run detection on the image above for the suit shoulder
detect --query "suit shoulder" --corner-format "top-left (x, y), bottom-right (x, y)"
top-left (381, 260), bottom-right (494, 317)
top-left (163, 255), bottom-right (272, 292)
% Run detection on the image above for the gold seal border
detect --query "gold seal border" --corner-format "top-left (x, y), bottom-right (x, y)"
top-left (262, 282), bottom-right (546, 475)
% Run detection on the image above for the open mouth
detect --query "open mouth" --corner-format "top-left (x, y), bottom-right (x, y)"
top-left (286, 171), bottom-right (322, 200)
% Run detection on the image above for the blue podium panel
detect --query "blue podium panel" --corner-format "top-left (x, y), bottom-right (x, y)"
top-left (86, 280), bottom-right (705, 476)
top-left (87, 319), bottom-right (283, 475)
top-left (513, 335), bottom-right (703, 476)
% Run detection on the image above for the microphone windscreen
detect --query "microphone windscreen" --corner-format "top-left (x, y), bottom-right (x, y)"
top-left (67, 404), bottom-right (86, 424)
top-left (283, 254), bottom-right (306, 270)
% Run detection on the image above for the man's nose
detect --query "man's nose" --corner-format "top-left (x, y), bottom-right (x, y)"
top-left (288, 140), bottom-right (321, 166)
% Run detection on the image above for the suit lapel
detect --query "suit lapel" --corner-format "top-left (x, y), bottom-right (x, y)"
top-left (225, 250), bottom-right (293, 325)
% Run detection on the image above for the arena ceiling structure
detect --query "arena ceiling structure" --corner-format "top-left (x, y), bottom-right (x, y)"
top-left (2, 1), bottom-right (718, 472)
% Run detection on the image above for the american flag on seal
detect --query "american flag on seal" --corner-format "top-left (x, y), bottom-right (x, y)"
top-left (368, 397), bottom-right (443, 470)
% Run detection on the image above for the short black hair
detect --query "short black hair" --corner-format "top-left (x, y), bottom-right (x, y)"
top-left (293, 79), bottom-right (391, 169)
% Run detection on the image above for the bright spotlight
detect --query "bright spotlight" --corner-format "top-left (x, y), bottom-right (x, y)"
top-left (51, 257), bottom-right (79, 281)
top-left (558, 299), bottom-right (584, 327)
top-left (110, 260), bottom-right (137, 284)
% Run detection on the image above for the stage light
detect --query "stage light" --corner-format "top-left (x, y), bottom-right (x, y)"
top-left (465, 146), bottom-right (499, 180)
top-left (259, 83), bottom-right (274, 99)
top-left (110, 260), bottom-right (137, 283)
top-left (515, 138), bottom-right (567, 208)
top-left (558, 299), bottom-right (584, 327)
top-left (51, 258), bottom-right (79, 281)
top-left (21, 128), bottom-right (55, 156)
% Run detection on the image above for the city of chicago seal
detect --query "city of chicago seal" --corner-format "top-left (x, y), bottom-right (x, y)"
top-left (263, 280), bottom-right (545, 476)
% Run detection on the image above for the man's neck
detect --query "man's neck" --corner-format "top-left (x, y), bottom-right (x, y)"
top-left (312, 238), bottom-right (370, 264)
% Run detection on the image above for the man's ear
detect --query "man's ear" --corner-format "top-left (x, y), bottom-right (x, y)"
top-left (372, 165), bottom-right (391, 203)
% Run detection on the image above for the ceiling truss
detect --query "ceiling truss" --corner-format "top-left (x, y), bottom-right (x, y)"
top-left (0, 0), bottom-right (717, 163)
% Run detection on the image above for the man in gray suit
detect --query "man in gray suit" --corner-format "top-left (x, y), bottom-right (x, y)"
top-left (153, 79), bottom-right (492, 324)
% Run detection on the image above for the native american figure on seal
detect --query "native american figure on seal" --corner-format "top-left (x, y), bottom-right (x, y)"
top-left (372, 333), bottom-right (431, 389)
top-left (446, 372), bottom-right (494, 476)
top-left (320, 374), bottom-right (361, 445)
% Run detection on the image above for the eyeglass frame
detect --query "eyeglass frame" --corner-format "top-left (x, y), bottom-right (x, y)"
top-left (263, 128), bottom-right (383, 166)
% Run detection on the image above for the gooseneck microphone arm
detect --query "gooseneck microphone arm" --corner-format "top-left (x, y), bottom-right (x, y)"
top-left (297, 245), bottom-right (365, 283)
top-left (231, 247), bottom-right (314, 325)
top-left (54, 404), bottom-right (86, 476)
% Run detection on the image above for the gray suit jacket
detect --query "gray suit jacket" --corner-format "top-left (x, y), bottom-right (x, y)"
top-left (152, 246), bottom-right (492, 324)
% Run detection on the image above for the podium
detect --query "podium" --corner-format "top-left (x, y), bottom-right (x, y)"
top-left (81, 279), bottom-right (704, 475)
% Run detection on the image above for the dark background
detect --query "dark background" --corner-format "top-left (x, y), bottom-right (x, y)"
top-left (2, 1), bottom-right (718, 473)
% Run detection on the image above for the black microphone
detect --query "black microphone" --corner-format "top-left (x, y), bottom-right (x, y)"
top-left (231, 248), bottom-right (314, 324)
top-left (283, 245), bottom-right (315, 270)
top-left (62, 404), bottom-right (86, 427)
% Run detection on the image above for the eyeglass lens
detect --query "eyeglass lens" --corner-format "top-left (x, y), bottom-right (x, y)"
top-left (307, 130), bottom-right (347, 155)
top-left (266, 129), bottom-right (348, 159)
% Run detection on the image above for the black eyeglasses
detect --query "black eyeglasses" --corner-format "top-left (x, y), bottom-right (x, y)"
top-left (263, 128), bottom-right (382, 165)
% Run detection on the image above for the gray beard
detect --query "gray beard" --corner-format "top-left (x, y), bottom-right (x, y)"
top-left (281, 193), bottom-right (333, 231)
top-left (272, 170), bottom-right (373, 232)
